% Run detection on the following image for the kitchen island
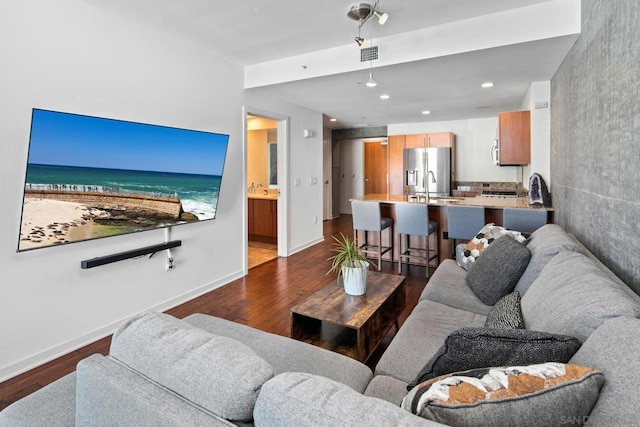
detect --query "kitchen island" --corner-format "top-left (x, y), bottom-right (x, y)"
top-left (351, 193), bottom-right (553, 265)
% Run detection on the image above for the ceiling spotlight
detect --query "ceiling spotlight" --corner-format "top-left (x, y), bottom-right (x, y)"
top-left (373, 10), bottom-right (389, 25)
top-left (481, 82), bottom-right (495, 88)
top-left (380, 94), bottom-right (390, 100)
top-left (330, 118), bottom-right (337, 122)
top-left (422, 110), bottom-right (432, 115)
top-left (355, 36), bottom-right (367, 47)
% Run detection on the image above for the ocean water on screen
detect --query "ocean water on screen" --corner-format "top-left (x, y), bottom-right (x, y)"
top-left (25, 163), bottom-right (221, 219)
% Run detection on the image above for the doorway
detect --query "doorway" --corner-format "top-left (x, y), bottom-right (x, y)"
top-left (245, 112), bottom-right (288, 270)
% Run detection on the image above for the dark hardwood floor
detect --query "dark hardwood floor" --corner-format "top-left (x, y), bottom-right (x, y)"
top-left (0, 214), bottom-right (431, 410)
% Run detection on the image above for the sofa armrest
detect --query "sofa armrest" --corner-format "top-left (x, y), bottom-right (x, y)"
top-left (254, 372), bottom-right (443, 427)
top-left (0, 373), bottom-right (76, 427)
top-left (76, 354), bottom-right (232, 427)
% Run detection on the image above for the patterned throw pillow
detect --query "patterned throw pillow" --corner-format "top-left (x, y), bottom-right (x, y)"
top-left (407, 327), bottom-right (583, 389)
top-left (457, 223), bottom-right (529, 270)
top-left (402, 363), bottom-right (604, 427)
top-left (485, 292), bottom-right (525, 329)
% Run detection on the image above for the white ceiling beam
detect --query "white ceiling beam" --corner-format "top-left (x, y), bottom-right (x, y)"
top-left (245, 0), bottom-right (580, 89)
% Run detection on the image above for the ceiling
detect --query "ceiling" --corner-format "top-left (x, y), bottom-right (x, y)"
top-left (81, 0), bottom-right (580, 129)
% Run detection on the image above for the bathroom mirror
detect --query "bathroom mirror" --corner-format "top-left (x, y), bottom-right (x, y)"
top-left (268, 142), bottom-right (277, 188)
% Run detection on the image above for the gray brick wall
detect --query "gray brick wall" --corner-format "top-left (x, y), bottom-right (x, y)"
top-left (551, 0), bottom-right (640, 293)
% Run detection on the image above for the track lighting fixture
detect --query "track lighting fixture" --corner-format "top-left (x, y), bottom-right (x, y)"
top-left (347, 2), bottom-right (389, 26)
top-left (355, 36), bottom-right (366, 47)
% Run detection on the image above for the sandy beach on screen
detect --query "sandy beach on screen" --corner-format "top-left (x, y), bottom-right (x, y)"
top-left (18, 197), bottom-right (101, 250)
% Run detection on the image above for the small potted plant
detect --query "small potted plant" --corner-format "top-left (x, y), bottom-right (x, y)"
top-left (326, 232), bottom-right (370, 295)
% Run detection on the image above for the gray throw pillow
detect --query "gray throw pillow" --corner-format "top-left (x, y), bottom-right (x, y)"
top-left (466, 234), bottom-right (531, 305)
top-left (407, 327), bottom-right (582, 390)
top-left (485, 291), bottom-right (525, 329)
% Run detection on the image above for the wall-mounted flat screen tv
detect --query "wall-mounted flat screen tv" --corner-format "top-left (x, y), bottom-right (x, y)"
top-left (17, 108), bottom-right (229, 252)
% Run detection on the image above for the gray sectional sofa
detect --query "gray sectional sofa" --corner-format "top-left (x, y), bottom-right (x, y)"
top-left (2, 224), bottom-right (640, 426)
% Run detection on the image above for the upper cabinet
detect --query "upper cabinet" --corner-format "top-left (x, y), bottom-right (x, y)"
top-left (404, 132), bottom-right (455, 149)
top-left (496, 111), bottom-right (530, 165)
top-left (426, 132), bottom-right (455, 148)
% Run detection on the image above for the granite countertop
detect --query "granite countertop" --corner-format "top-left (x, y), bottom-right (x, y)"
top-left (248, 192), bottom-right (278, 200)
top-left (355, 193), bottom-right (553, 211)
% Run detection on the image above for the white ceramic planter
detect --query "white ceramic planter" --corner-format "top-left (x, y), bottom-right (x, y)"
top-left (341, 260), bottom-right (369, 296)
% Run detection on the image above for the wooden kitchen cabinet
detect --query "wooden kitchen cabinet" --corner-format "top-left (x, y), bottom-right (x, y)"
top-left (497, 111), bottom-right (530, 165)
top-left (427, 132), bottom-right (455, 148)
top-left (248, 198), bottom-right (277, 243)
top-left (388, 135), bottom-right (405, 196)
top-left (405, 134), bottom-right (426, 148)
top-left (404, 132), bottom-right (454, 148)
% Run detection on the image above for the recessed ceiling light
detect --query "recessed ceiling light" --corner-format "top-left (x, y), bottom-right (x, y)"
top-left (422, 110), bottom-right (431, 115)
top-left (380, 94), bottom-right (390, 100)
top-left (481, 82), bottom-right (494, 88)
top-left (330, 118), bottom-right (337, 122)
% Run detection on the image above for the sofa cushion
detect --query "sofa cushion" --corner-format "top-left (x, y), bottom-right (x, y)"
top-left (570, 316), bottom-right (640, 426)
top-left (364, 375), bottom-right (410, 406)
top-left (75, 354), bottom-right (233, 426)
top-left (484, 292), bottom-right (525, 329)
top-left (254, 372), bottom-right (434, 427)
top-left (521, 251), bottom-right (640, 341)
top-left (420, 259), bottom-right (492, 315)
top-left (183, 313), bottom-right (372, 393)
top-left (402, 362), bottom-right (603, 427)
top-left (458, 223), bottom-right (529, 270)
top-left (375, 300), bottom-right (487, 383)
top-left (513, 224), bottom-right (585, 295)
top-left (109, 312), bottom-right (274, 422)
top-left (407, 327), bottom-right (582, 388)
top-left (466, 235), bottom-right (531, 305)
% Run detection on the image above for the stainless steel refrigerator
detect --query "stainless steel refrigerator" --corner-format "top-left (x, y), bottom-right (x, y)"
top-left (403, 147), bottom-right (451, 196)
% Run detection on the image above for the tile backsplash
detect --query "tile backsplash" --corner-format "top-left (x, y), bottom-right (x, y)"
top-left (454, 181), bottom-right (528, 197)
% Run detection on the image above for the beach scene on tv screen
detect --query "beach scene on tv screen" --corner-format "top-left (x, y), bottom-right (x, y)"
top-left (18, 109), bottom-right (229, 251)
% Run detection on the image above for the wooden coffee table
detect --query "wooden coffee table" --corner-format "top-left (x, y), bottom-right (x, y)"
top-left (290, 271), bottom-right (406, 362)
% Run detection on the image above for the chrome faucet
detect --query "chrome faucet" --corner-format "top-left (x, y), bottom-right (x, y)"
top-left (427, 170), bottom-right (437, 184)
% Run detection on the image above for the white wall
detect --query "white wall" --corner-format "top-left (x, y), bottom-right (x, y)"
top-left (0, 0), bottom-right (246, 381)
top-left (388, 118), bottom-right (522, 183)
top-left (521, 81), bottom-right (552, 189)
top-left (244, 95), bottom-right (325, 255)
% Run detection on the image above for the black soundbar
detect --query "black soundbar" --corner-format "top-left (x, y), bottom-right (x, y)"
top-left (80, 240), bottom-right (182, 269)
